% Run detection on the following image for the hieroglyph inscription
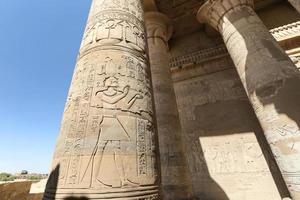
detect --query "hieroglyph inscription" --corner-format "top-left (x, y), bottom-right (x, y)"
top-left (47, 0), bottom-right (159, 195)
top-left (201, 134), bottom-right (269, 174)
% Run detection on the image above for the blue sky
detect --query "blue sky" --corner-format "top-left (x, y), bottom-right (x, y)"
top-left (0, 0), bottom-right (91, 174)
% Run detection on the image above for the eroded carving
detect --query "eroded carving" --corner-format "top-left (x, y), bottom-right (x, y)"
top-left (81, 12), bottom-right (146, 54)
top-left (45, 0), bottom-right (160, 199)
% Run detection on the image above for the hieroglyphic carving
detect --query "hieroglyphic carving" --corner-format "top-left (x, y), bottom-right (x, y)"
top-left (197, 0), bottom-right (300, 197)
top-left (137, 119), bottom-right (148, 176)
top-left (52, 52), bottom-right (157, 187)
top-left (44, 1), bottom-right (160, 199)
top-left (251, 94), bottom-right (300, 194)
top-left (136, 118), bottom-right (156, 180)
top-left (80, 3), bottom-right (146, 55)
top-left (201, 135), bottom-right (268, 174)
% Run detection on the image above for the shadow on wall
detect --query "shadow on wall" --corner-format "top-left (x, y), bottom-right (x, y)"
top-left (223, 4), bottom-right (299, 199)
top-left (43, 164), bottom-right (60, 200)
top-left (241, 5), bottom-right (300, 199)
top-left (176, 65), bottom-right (291, 199)
top-left (187, 96), bottom-right (289, 199)
top-left (43, 165), bottom-right (90, 200)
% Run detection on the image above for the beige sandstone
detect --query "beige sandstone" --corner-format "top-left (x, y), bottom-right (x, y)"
top-left (44, 0), bottom-right (300, 199)
top-left (44, 0), bottom-right (160, 199)
top-left (145, 8), bottom-right (193, 200)
top-left (198, 0), bottom-right (300, 199)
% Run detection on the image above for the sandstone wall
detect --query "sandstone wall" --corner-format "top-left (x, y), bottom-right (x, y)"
top-left (172, 56), bottom-right (287, 199)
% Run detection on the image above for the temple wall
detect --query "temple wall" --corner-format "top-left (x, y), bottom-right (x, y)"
top-left (171, 56), bottom-right (286, 199)
top-left (166, 1), bottom-right (300, 198)
top-left (257, 1), bottom-right (300, 29)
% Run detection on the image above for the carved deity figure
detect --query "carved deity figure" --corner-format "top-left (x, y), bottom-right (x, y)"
top-left (90, 76), bottom-right (138, 188)
top-left (95, 76), bottom-right (129, 108)
top-left (44, 0), bottom-right (160, 198)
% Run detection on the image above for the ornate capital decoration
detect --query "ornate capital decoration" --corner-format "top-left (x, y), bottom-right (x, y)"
top-left (170, 45), bottom-right (228, 68)
top-left (197, 0), bottom-right (254, 31)
top-left (145, 11), bottom-right (173, 43)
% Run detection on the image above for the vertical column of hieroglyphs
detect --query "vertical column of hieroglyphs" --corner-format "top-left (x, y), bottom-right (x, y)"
top-left (44, 0), bottom-right (160, 199)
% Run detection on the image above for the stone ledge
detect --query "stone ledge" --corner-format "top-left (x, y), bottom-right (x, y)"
top-left (170, 45), bottom-right (228, 69)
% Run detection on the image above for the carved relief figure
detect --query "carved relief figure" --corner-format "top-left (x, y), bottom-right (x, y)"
top-left (81, 76), bottom-right (138, 188)
top-left (94, 76), bottom-right (129, 109)
top-left (45, 0), bottom-right (160, 198)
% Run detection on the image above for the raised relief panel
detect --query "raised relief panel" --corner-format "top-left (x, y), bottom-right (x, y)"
top-left (45, 1), bottom-right (160, 199)
top-left (173, 70), bottom-right (281, 199)
top-left (201, 135), bottom-right (269, 174)
top-left (48, 50), bottom-right (158, 198)
top-left (81, 18), bottom-right (146, 54)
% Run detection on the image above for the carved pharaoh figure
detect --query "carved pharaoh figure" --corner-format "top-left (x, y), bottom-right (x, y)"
top-left (91, 76), bottom-right (133, 187)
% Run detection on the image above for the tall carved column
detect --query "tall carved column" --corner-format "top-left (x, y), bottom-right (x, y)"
top-left (288, 0), bottom-right (300, 13)
top-left (145, 11), bottom-right (193, 199)
top-left (198, 0), bottom-right (300, 199)
top-left (44, 0), bottom-right (161, 199)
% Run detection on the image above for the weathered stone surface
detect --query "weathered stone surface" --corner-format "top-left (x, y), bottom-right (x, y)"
top-left (173, 66), bottom-right (282, 200)
top-left (44, 0), bottom-right (160, 199)
top-left (39, 0), bottom-right (300, 199)
top-left (0, 181), bottom-right (43, 200)
top-left (198, 0), bottom-right (300, 198)
top-left (289, 0), bottom-right (300, 14)
top-left (145, 10), bottom-right (193, 199)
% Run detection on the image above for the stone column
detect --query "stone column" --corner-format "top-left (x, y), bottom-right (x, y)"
top-left (145, 11), bottom-right (193, 199)
top-left (43, 0), bottom-right (161, 199)
top-left (288, 0), bottom-right (300, 14)
top-left (198, 0), bottom-right (300, 199)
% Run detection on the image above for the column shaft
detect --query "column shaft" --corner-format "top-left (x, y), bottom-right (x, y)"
top-left (44, 0), bottom-right (161, 199)
top-left (198, 1), bottom-right (300, 199)
top-left (145, 12), bottom-right (193, 200)
top-left (289, 0), bottom-right (300, 13)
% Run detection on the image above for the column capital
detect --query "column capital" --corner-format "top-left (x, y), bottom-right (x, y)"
top-left (197, 0), bottom-right (254, 31)
top-left (145, 11), bottom-right (174, 43)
